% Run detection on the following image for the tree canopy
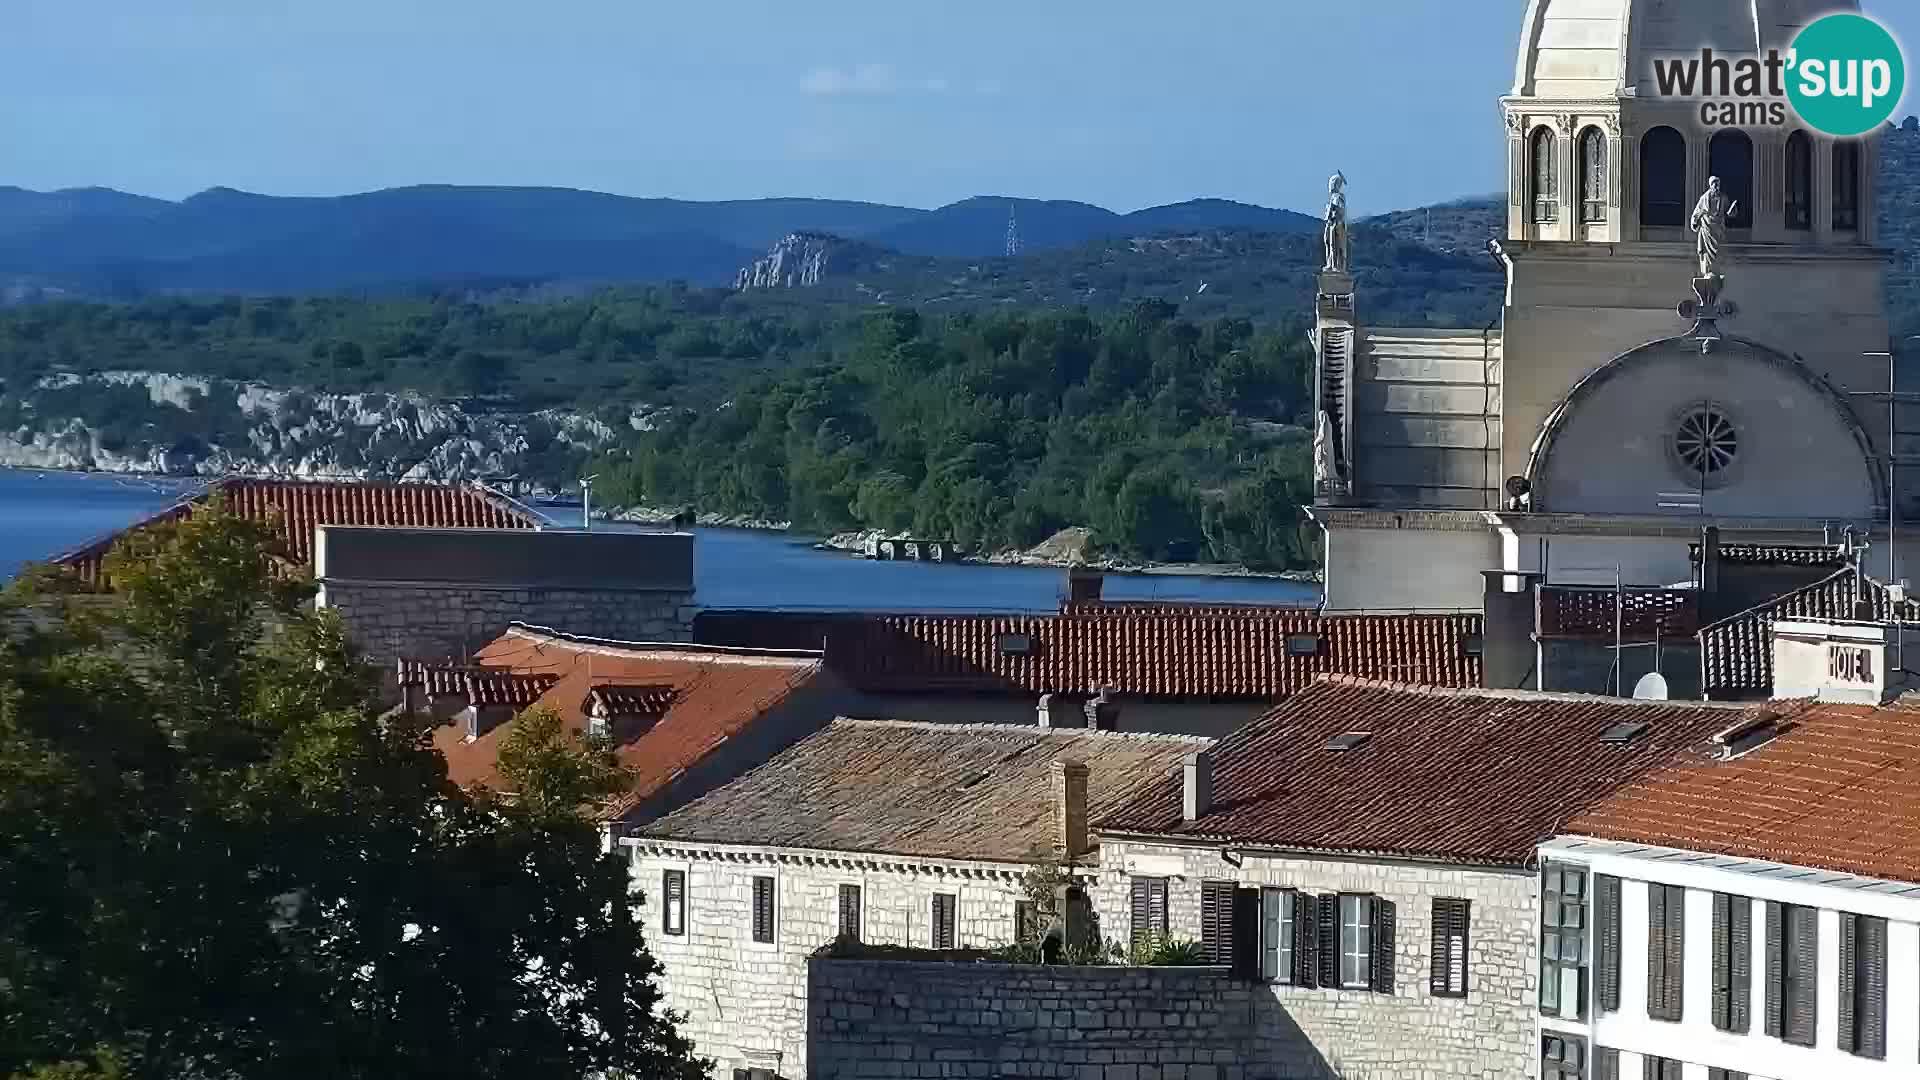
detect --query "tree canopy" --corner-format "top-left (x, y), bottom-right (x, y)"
top-left (0, 503), bottom-right (705, 1080)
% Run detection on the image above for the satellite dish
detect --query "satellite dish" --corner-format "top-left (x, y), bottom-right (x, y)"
top-left (1632, 672), bottom-right (1670, 701)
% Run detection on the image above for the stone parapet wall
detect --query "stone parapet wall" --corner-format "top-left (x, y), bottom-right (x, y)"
top-left (807, 959), bottom-right (1319, 1080)
top-left (319, 580), bottom-right (694, 664)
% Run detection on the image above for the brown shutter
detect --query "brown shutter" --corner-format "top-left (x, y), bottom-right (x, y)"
top-left (1294, 889), bottom-right (1318, 988)
top-left (1787, 905), bottom-right (1819, 1046)
top-left (1369, 898), bottom-right (1396, 994)
top-left (1130, 878), bottom-right (1152, 949)
top-left (838, 883), bottom-right (861, 940)
top-left (1317, 894), bottom-right (1340, 988)
top-left (1711, 892), bottom-right (1731, 1029)
top-left (1839, 912), bottom-right (1857, 1053)
top-left (1764, 901), bottom-right (1784, 1037)
top-left (1231, 888), bottom-right (1261, 981)
top-left (1148, 879), bottom-right (1168, 939)
top-left (1596, 874), bottom-right (1620, 1011)
top-left (1728, 896), bottom-right (1752, 1033)
top-left (1646, 883), bottom-right (1670, 1019)
top-left (1200, 881), bottom-right (1233, 964)
top-left (931, 894), bottom-right (956, 950)
top-left (1430, 898), bottom-right (1469, 997)
top-left (1861, 915), bottom-right (1887, 1059)
top-left (752, 876), bottom-right (774, 943)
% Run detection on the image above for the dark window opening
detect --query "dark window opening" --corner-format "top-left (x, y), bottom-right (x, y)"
top-left (1532, 128), bottom-right (1560, 224)
top-left (1708, 130), bottom-right (1754, 229)
top-left (1834, 140), bottom-right (1862, 232)
top-left (1641, 127), bottom-right (1688, 228)
top-left (931, 892), bottom-right (956, 950)
top-left (1785, 131), bottom-right (1813, 231)
top-left (1580, 127), bottom-right (1608, 224)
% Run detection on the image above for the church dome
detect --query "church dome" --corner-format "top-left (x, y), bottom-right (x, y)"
top-left (1512, 0), bottom-right (1857, 100)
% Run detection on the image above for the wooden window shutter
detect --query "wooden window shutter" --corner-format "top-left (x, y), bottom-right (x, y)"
top-left (751, 876), bottom-right (775, 943)
top-left (1708, 1070), bottom-right (1748, 1080)
top-left (1294, 888), bottom-right (1319, 988)
top-left (1839, 912), bottom-right (1857, 1053)
top-left (1316, 893), bottom-right (1340, 989)
top-left (837, 883), bottom-right (861, 941)
top-left (1711, 893), bottom-right (1731, 1029)
top-left (1369, 897), bottom-right (1396, 994)
top-left (1662, 885), bottom-right (1684, 1020)
top-left (663, 869), bottom-right (686, 936)
top-left (1594, 1047), bottom-right (1618, 1080)
top-left (1230, 887), bottom-right (1261, 980)
top-left (1429, 898), bottom-right (1471, 998)
top-left (1728, 895), bottom-right (1752, 1033)
top-left (1786, 905), bottom-right (1818, 1047)
top-left (1130, 878), bottom-right (1154, 949)
top-left (1595, 874), bottom-right (1621, 1011)
top-left (1148, 879), bottom-right (1167, 940)
top-left (1763, 901), bottom-right (1784, 1037)
top-left (1200, 881), bottom-right (1234, 964)
top-left (1861, 915), bottom-right (1887, 1059)
top-left (1643, 1057), bottom-right (1681, 1080)
top-left (1646, 883), bottom-right (1676, 1019)
top-left (931, 894), bottom-right (956, 950)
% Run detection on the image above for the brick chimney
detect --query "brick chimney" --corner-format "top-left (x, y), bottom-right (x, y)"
top-left (1051, 759), bottom-right (1090, 862)
top-left (1182, 750), bottom-right (1213, 822)
top-left (1084, 690), bottom-right (1120, 731)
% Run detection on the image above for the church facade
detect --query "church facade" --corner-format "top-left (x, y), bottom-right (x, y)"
top-left (1310, 0), bottom-right (1898, 612)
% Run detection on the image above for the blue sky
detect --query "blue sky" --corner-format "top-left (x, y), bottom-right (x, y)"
top-left (4, 1), bottom-right (1916, 216)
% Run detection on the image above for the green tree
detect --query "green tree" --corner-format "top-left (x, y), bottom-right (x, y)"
top-left (0, 502), bottom-right (706, 1080)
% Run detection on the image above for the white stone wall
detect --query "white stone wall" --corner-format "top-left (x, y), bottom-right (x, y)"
top-left (1093, 839), bottom-right (1539, 1080)
top-left (317, 581), bottom-right (694, 665)
top-left (629, 842), bottom-right (1031, 1079)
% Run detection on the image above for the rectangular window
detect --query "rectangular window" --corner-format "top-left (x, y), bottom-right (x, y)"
top-left (1593, 1048), bottom-right (1618, 1080)
top-left (750, 875), bottom-right (775, 944)
top-left (1764, 901), bottom-right (1818, 1047)
top-left (1130, 877), bottom-right (1168, 949)
top-left (1540, 864), bottom-right (1588, 1019)
top-left (1838, 912), bottom-right (1888, 1059)
top-left (1707, 1070), bottom-right (1747, 1080)
top-left (1338, 893), bottom-right (1374, 989)
top-left (1595, 875), bottom-right (1621, 1012)
top-left (662, 869), bottom-right (686, 936)
top-left (837, 883), bottom-right (861, 942)
top-left (1014, 900), bottom-right (1038, 944)
top-left (1641, 1057), bottom-right (1681, 1080)
top-left (1646, 883), bottom-right (1685, 1022)
top-left (1540, 1032), bottom-right (1585, 1080)
top-left (931, 893), bottom-right (956, 950)
top-left (1710, 893), bottom-right (1751, 1033)
top-left (1430, 897), bottom-right (1471, 998)
top-left (1261, 888), bottom-right (1296, 984)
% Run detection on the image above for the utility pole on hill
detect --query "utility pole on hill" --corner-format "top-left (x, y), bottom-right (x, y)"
top-left (1006, 202), bottom-right (1022, 257)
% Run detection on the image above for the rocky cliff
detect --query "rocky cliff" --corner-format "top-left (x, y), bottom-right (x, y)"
top-left (0, 371), bottom-right (638, 486)
top-left (734, 232), bottom-right (894, 289)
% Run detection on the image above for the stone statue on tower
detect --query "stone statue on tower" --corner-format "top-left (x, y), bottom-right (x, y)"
top-left (1322, 171), bottom-right (1349, 274)
top-left (1689, 176), bottom-right (1738, 280)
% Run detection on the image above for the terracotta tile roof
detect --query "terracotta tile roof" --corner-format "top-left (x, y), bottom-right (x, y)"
top-left (433, 626), bottom-right (828, 820)
top-left (1096, 676), bottom-right (1773, 867)
top-left (53, 477), bottom-right (542, 587)
top-left (1698, 571), bottom-right (1920, 699)
top-left (640, 718), bottom-right (1207, 864)
top-left (585, 684), bottom-right (678, 717)
top-left (397, 659), bottom-right (558, 706)
top-left (694, 609), bottom-right (1482, 698)
top-left (1566, 699), bottom-right (1920, 884)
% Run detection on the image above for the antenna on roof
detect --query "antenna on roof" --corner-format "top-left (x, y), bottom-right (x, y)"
top-left (581, 474), bottom-right (599, 532)
top-left (1631, 672), bottom-right (1669, 701)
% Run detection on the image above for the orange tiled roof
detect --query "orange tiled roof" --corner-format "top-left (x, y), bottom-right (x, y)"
top-left (433, 626), bottom-right (828, 820)
top-left (694, 609), bottom-right (1482, 698)
top-left (1697, 570), bottom-right (1920, 699)
top-left (1567, 698), bottom-right (1920, 884)
top-left (53, 477), bottom-right (541, 587)
top-left (1096, 676), bottom-right (1773, 867)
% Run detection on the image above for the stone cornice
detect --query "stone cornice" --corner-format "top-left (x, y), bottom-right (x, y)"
top-left (623, 838), bottom-right (1097, 885)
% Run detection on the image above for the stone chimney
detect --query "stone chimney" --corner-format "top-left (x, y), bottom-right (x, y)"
top-left (1085, 690), bottom-right (1120, 731)
top-left (1067, 567), bottom-right (1104, 606)
top-left (1051, 759), bottom-right (1090, 863)
top-left (1037, 693), bottom-right (1080, 729)
top-left (1182, 751), bottom-right (1213, 822)
top-left (1699, 526), bottom-right (1722, 594)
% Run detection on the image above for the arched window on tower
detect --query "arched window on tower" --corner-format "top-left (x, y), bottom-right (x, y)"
top-left (1785, 131), bottom-right (1813, 231)
top-left (1640, 127), bottom-right (1687, 227)
top-left (1531, 127), bottom-right (1558, 225)
top-left (1708, 130), bottom-right (1754, 229)
top-left (1834, 140), bottom-right (1862, 232)
top-left (1579, 128), bottom-right (1608, 224)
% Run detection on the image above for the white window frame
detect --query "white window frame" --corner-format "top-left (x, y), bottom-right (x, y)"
top-left (1540, 862), bottom-right (1588, 1019)
top-left (1339, 893), bottom-right (1374, 989)
top-left (1261, 887), bottom-right (1295, 984)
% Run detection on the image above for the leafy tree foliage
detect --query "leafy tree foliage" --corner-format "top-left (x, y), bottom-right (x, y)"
top-left (0, 503), bottom-right (706, 1080)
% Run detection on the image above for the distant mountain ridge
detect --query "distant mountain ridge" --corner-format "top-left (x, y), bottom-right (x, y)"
top-left (0, 184), bottom-right (1315, 300)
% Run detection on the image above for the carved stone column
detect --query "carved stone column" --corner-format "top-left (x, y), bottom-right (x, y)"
top-left (1813, 136), bottom-right (1834, 245)
top-left (1506, 112), bottom-right (1527, 241)
top-left (1556, 115), bottom-right (1578, 240)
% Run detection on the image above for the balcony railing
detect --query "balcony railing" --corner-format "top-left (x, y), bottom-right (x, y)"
top-left (1538, 586), bottom-right (1699, 639)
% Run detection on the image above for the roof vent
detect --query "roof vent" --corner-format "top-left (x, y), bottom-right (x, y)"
top-left (1286, 633), bottom-right (1325, 657)
top-left (1599, 721), bottom-right (1649, 745)
top-left (1324, 731), bottom-right (1372, 752)
top-left (1711, 712), bottom-right (1784, 759)
top-left (997, 632), bottom-right (1035, 656)
top-left (1460, 632), bottom-right (1484, 657)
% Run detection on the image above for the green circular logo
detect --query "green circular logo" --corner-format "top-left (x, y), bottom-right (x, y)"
top-left (1787, 14), bottom-right (1906, 137)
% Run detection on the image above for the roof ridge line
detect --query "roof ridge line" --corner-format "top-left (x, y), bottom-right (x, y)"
top-left (828, 716), bottom-right (1215, 744)
top-left (505, 622), bottom-right (825, 661)
top-left (1312, 673), bottom-right (1766, 709)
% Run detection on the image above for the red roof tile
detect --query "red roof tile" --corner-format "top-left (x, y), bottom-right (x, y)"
top-left (1698, 571), bottom-right (1920, 698)
top-left (1096, 676), bottom-right (1777, 866)
top-left (585, 684), bottom-right (678, 717)
top-left (54, 477), bottom-right (541, 587)
top-left (1567, 699), bottom-right (1920, 883)
top-left (695, 609), bottom-right (1481, 698)
top-left (433, 626), bottom-right (828, 820)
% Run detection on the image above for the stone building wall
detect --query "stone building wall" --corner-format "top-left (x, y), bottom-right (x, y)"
top-left (1090, 839), bottom-right (1539, 1080)
top-left (319, 580), bottom-right (694, 664)
top-left (807, 959), bottom-right (1316, 1080)
top-left (628, 842), bottom-right (1031, 1080)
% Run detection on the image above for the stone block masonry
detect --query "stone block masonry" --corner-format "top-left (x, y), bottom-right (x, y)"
top-left (807, 959), bottom-right (1322, 1080)
top-left (319, 580), bottom-right (694, 665)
